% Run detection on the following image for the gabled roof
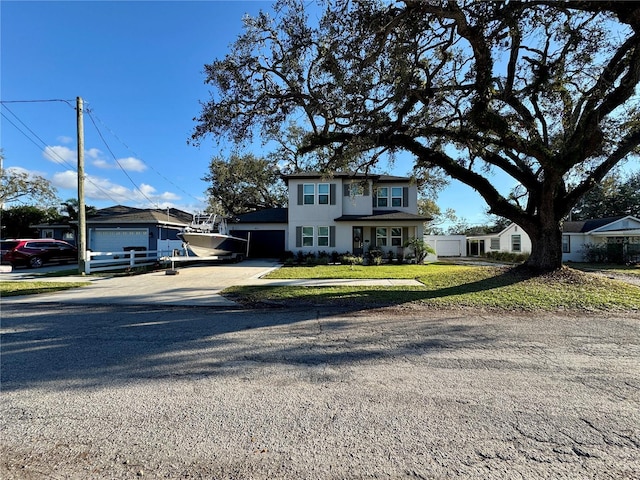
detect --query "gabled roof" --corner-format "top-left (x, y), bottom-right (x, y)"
top-left (334, 209), bottom-right (431, 222)
top-left (232, 208), bottom-right (288, 224)
top-left (87, 205), bottom-right (192, 226)
top-left (282, 171), bottom-right (411, 183)
top-left (563, 216), bottom-right (627, 233)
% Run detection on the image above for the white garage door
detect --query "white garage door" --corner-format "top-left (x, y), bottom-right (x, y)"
top-left (435, 239), bottom-right (464, 257)
top-left (91, 228), bottom-right (148, 252)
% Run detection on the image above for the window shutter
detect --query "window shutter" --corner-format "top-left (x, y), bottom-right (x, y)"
top-left (330, 184), bottom-right (336, 205)
top-left (344, 184), bottom-right (350, 197)
top-left (297, 184), bottom-right (303, 205)
top-left (329, 226), bottom-right (335, 248)
top-left (403, 187), bottom-right (409, 207)
top-left (296, 226), bottom-right (302, 248)
top-left (372, 191), bottom-right (377, 207)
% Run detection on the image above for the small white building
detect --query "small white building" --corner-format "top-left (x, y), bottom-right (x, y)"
top-left (466, 223), bottom-right (532, 257)
top-left (466, 215), bottom-right (640, 263)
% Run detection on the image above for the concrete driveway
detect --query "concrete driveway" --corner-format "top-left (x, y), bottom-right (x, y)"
top-left (1, 259), bottom-right (283, 307)
top-left (1, 259), bottom-right (423, 307)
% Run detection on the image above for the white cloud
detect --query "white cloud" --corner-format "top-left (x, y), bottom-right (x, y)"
top-left (57, 135), bottom-right (73, 144)
top-left (116, 157), bottom-right (147, 172)
top-left (91, 155), bottom-right (146, 172)
top-left (50, 171), bottom-right (181, 206)
top-left (43, 145), bottom-right (75, 164)
top-left (86, 148), bottom-right (102, 160)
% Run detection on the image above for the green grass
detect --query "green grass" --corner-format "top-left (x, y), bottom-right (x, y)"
top-left (265, 263), bottom-right (433, 279)
top-left (0, 281), bottom-right (89, 297)
top-left (569, 262), bottom-right (640, 277)
top-left (225, 263), bottom-right (640, 311)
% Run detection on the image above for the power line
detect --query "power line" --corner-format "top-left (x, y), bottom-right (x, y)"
top-left (1, 102), bottom-right (123, 204)
top-left (85, 106), bottom-right (205, 205)
top-left (85, 108), bottom-right (159, 207)
top-left (2, 103), bottom-right (78, 172)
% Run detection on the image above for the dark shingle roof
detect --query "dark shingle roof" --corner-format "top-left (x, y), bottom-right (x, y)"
top-left (334, 210), bottom-right (431, 222)
top-left (87, 205), bottom-right (192, 225)
top-left (233, 208), bottom-right (288, 223)
top-left (563, 216), bottom-right (625, 233)
top-left (282, 172), bottom-right (411, 183)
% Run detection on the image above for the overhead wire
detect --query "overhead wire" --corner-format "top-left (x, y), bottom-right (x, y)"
top-left (85, 107), bottom-right (160, 208)
top-left (0, 101), bottom-right (124, 204)
top-left (85, 106), bottom-right (205, 205)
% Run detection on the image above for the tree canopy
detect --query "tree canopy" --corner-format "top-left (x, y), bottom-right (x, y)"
top-left (203, 153), bottom-right (287, 216)
top-left (193, 0), bottom-right (640, 270)
top-left (1, 167), bottom-right (59, 207)
top-left (570, 170), bottom-right (640, 220)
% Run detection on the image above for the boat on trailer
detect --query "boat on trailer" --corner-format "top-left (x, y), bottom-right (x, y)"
top-left (177, 214), bottom-right (247, 260)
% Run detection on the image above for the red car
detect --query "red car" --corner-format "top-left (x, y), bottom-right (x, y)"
top-left (0, 239), bottom-right (78, 268)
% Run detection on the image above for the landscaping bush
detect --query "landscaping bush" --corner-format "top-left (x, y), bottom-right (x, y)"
top-left (485, 251), bottom-right (529, 263)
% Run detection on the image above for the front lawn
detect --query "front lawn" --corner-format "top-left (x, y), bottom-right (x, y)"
top-left (0, 281), bottom-right (89, 297)
top-left (225, 263), bottom-right (640, 311)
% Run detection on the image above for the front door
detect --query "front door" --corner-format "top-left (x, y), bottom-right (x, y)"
top-left (352, 226), bottom-right (363, 255)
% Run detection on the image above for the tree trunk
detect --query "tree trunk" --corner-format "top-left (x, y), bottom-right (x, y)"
top-left (523, 221), bottom-right (564, 272)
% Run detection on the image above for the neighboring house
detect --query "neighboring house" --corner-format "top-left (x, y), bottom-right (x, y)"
top-left (83, 205), bottom-right (192, 253)
top-left (32, 222), bottom-right (77, 245)
top-left (232, 172), bottom-right (429, 258)
top-left (467, 223), bottom-right (532, 257)
top-left (466, 215), bottom-right (640, 263)
top-left (562, 215), bottom-right (640, 263)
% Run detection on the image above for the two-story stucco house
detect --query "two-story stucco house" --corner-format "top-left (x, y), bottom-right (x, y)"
top-left (231, 172), bottom-right (429, 258)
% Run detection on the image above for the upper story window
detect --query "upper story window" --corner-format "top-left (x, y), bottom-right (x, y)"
top-left (377, 187), bottom-right (388, 207)
top-left (376, 186), bottom-right (407, 208)
top-left (303, 184), bottom-right (315, 205)
top-left (318, 183), bottom-right (329, 205)
top-left (391, 187), bottom-right (403, 207)
top-left (347, 183), bottom-right (364, 196)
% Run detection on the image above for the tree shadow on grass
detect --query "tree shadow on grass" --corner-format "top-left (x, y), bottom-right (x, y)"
top-left (233, 267), bottom-right (533, 309)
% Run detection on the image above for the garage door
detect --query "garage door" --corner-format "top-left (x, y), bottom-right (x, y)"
top-left (231, 230), bottom-right (285, 258)
top-left (91, 229), bottom-right (149, 252)
top-left (435, 239), bottom-right (463, 257)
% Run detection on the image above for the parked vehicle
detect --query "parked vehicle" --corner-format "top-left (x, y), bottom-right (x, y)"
top-left (0, 239), bottom-right (78, 268)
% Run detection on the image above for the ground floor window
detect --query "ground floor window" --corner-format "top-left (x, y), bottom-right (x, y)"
top-left (391, 228), bottom-right (402, 246)
top-left (490, 237), bottom-right (500, 250)
top-left (562, 235), bottom-right (570, 253)
top-left (375, 227), bottom-right (405, 248)
top-left (302, 226), bottom-right (314, 246)
top-left (511, 234), bottom-right (521, 252)
top-left (376, 227), bottom-right (388, 246)
top-left (317, 226), bottom-right (329, 247)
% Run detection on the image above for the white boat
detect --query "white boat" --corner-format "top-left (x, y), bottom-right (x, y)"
top-left (177, 214), bottom-right (247, 259)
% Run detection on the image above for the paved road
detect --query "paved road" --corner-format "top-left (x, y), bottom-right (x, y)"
top-left (1, 301), bottom-right (638, 479)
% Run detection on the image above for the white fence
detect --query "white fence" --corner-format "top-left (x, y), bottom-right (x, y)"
top-left (84, 249), bottom-right (183, 274)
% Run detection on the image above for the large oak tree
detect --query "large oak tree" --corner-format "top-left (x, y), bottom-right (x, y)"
top-left (192, 0), bottom-right (640, 271)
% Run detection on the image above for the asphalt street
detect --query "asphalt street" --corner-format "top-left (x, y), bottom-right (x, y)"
top-left (1, 300), bottom-right (639, 479)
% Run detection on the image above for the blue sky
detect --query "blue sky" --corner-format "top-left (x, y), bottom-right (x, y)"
top-left (2, 0), bottom-right (505, 225)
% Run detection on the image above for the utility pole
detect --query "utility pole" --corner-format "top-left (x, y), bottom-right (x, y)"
top-left (77, 96), bottom-right (87, 274)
